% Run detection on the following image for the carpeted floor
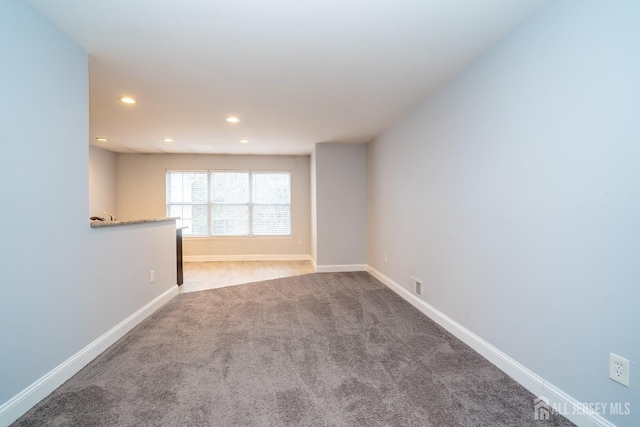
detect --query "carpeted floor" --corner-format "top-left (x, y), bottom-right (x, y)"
top-left (13, 272), bottom-right (574, 426)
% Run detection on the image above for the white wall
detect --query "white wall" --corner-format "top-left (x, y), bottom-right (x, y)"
top-left (0, 2), bottom-right (177, 424)
top-left (314, 143), bottom-right (367, 268)
top-left (367, 1), bottom-right (640, 425)
top-left (89, 145), bottom-right (117, 218)
top-left (117, 153), bottom-right (311, 258)
top-left (310, 146), bottom-right (318, 263)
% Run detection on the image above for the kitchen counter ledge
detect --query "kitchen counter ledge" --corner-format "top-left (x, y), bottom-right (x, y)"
top-left (90, 217), bottom-right (179, 228)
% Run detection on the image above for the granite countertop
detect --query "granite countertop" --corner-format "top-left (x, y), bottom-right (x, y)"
top-left (90, 217), bottom-right (179, 228)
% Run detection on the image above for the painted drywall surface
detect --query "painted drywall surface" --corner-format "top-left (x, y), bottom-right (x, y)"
top-left (117, 154), bottom-right (311, 257)
top-left (0, 0), bottom-right (90, 404)
top-left (310, 146), bottom-right (318, 263)
top-left (89, 145), bottom-right (117, 218)
top-left (367, 1), bottom-right (640, 425)
top-left (315, 143), bottom-right (367, 266)
top-left (0, 0), bottom-right (176, 413)
top-left (86, 222), bottom-right (177, 325)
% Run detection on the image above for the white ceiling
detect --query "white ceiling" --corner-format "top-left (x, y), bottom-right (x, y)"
top-left (25, 0), bottom-right (547, 155)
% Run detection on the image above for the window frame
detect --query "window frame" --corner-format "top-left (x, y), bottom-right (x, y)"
top-left (166, 169), bottom-right (292, 238)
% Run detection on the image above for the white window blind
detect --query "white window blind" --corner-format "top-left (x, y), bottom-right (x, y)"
top-left (166, 171), bottom-right (209, 235)
top-left (252, 172), bottom-right (291, 235)
top-left (166, 170), bottom-right (291, 237)
top-left (211, 172), bottom-right (250, 236)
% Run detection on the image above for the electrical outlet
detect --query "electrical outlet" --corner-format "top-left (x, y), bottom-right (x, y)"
top-left (384, 253), bottom-right (388, 262)
top-left (150, 270), bottom-right (155, 283)
top-left (411, 276), bottom-right (422, 296)
top-left (609, 353), bottom-right (630, 387)
top-left (297, 239), bottom-right (302, 245)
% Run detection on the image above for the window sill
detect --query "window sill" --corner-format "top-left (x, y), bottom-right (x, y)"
top-left (184, 235), bottom-right (293, 241)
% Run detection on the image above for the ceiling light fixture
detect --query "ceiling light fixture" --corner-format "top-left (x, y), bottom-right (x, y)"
top-left (163, 138), bottom-right (174, 143)
top-left (225, 117), bottom-right (240, 123)
top-left (119, 96), bottom-right (136, 104)
top-left (240, 139), bottom-right (249, 144)
top-left (95, 137), bottom-right (109, 142)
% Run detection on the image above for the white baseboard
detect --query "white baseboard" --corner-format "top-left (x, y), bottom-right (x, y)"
top-left (184, 254), bottom-right (312, 262)
top-left (0, 286), bottom-right (179, 427)
top-left (315, 264), bottom-right (367, 273)
top-left (366, 266), bottom-right (616, 427)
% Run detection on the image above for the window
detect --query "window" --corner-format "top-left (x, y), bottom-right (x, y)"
top-left (166, 170), bottom-right (291, 237)
top-left (166, 171), bottom-right (209, 235)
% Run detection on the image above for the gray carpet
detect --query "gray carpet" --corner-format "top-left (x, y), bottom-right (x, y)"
top-left (13, 272), bottom-right (574, 426)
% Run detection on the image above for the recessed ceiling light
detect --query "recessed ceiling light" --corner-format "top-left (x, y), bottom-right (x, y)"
top-left (240, 139), bottom-right (249, 144)
top-left (119, 96), bottom-right (136, 104)
top-left (225, 117), bottom-right (240, 123)
top-left (95, 137), bottom-right (109, 142)
top-left (163, 138), bottom-right (174, 143)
